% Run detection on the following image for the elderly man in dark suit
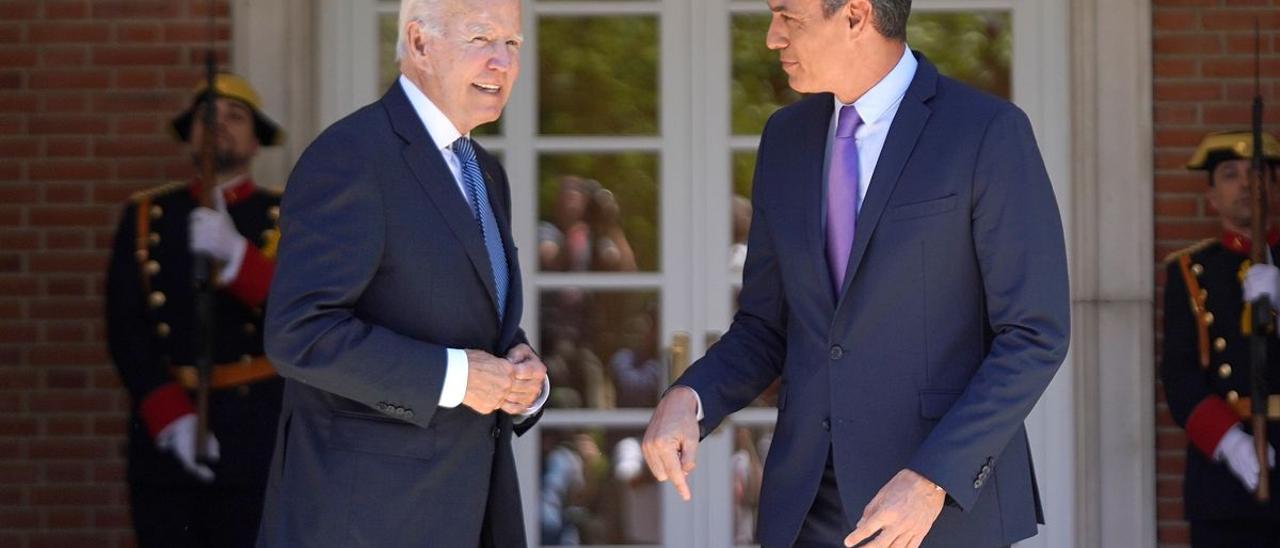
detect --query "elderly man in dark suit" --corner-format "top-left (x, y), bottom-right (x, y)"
top-left (643, 0), bottom-right (1069, 547)
top-left (257, 0), bottom-right (547, 545)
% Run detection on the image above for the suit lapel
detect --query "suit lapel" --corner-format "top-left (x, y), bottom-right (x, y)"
top-left (383, 83), bottom-right (501, 313)
top-left (792, 96), bottom-right (838, 312)
top-left (835, 55), bottom-right (937, 309)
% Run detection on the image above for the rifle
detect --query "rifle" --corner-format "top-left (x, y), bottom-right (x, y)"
top-left (1245, 21), bottom-right (1271, 503)
top-left (191, 3), bottom-right (219, 466)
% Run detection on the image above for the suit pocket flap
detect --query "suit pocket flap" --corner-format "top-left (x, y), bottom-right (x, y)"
top-left (887, 194), bottom-right (958, 221)
top-left (919, 390), bottom-right (962, 419)
top-left (328, 413), bottom-right (434, 459)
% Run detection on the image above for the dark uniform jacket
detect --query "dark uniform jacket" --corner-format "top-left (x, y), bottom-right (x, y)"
top-left (106, 178), bottom-right (284, 489)
top-left (1161, 231), bottom-right (1280, 521)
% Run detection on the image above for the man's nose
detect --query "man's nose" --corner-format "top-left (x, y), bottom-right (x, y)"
top-left (765, 18), bottom-right (787, 50)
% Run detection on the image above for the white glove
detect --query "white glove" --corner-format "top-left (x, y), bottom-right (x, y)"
top-left (1243, 264), bottom-right (1280, 309)
top-left (155, 413), bottom-right (221, 483)
top-left (189, 205), bottom-right (247, 284)
top-left (1213, 427), bottom-right (1276, 492)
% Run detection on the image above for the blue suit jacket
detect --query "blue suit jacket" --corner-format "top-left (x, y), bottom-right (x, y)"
top-left (257, 82), bottom-right (537, 547)
top-left (676, 55), bottom-right (1069, 547)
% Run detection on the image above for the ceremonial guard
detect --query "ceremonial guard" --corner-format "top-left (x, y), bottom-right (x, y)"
top-left (1160, 130), bottom-right (1280, 547)
top-left (105, 73), bottom-right (284, 547)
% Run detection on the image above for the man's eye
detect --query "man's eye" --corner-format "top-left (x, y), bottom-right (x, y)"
top-left (472, 36), bottom-right (490, 43)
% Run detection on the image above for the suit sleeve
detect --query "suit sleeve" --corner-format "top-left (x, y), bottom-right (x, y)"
top-left (105, 203), bottom-right (194, 438)
top-left (905, 104), bottom-right (1071, 510)
top-left (673, 117), bottom-right (788, 438)
top-left (264, 129), bottom-right (448, 429)
top-left (1159, 261), bottom-right (1239, 457)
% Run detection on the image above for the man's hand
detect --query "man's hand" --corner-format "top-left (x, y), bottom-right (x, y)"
top-left (843, 469), bottom-right (945, 548)
top-left (1215, 427), bottom-right (1277, 492)
top-left (641, 386), bottom-right (701, 501)
top-left (1243, 264), bottom-right (1280, 309)
top-left (461, 350), bottom-right (515, 414)
top-left (502, 343), bottom-right (547, 414)
top-left (155, 413), bottom-right (220, 483)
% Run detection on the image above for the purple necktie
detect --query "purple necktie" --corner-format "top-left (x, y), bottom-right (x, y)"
top-left (826, 105), bottom-right (862, 297)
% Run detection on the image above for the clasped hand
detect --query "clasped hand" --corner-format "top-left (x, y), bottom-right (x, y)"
top-left (462, 344), bottom-right (546, 415)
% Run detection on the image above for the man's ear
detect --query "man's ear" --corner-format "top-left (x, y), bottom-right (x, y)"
top-left (847, 0), bottom-right (871, 31)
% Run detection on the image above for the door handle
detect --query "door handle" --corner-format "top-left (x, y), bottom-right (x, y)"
top-left (667, 331), bottom-right (690, 383)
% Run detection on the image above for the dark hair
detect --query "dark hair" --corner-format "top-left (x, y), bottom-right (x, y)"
top-left (821, 0), bottom-right (911, 41)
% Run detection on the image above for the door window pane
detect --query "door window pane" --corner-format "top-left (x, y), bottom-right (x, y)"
top-left (540, 427), bottom-right (662, 545)
top-left (540, 290), bottom-right (663, 409)
top-left (539, 16), bottom-right (659, 135)
top-left (538, 154), bottom-right (659, 272)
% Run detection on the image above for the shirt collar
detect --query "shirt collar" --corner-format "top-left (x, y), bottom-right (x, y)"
top-left (833, 45), bottom-right (918, 126)
top-left (399, 74), bottom-right (466, 151)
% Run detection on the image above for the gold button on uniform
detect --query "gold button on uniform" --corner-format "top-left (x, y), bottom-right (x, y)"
top-left (149, 205), bottom-right (163, 220)
top-left (1218, 364), bottom-right (1232, 379)
top-left (268, 206), bottom-right (280, 221)
top-left (1214, 337), bottom-right (1227, 352)
top-left (1192, 263), bottom-right (1204, 276)
top-left (135, 249), bottom-right (148, 262)
top-left (1227, 390), bottom-right (1240, 403)
top-left (1204, 312), bottom-right (1215, 326)
top-left (148, 291), bottom-right (166, 308)
top-left (1198, 289), bottom-right (1208, 300)
top-left (155, 322), bottom-right (170, 337)
top-left (148, 232), bottom-right (161, 246)
top-left (145, 260), bottom-right (161, 276)
top-left (242, 323), bottom-right (257, 335)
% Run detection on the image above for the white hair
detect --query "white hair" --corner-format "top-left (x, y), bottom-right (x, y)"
top-left (395, 0), bottom-right (447, 61)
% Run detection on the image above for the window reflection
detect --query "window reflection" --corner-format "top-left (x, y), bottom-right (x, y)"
top-left (731, 426), bottom-right (774, 546)
top-left (539, 154), bottom-right (658, 272)
top-left (541, 290), bottom-right (663, 409)
top-left (541, 428), bottom-right (661, 546)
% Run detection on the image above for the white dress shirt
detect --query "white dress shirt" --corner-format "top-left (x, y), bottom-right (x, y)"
top-left (399, 75), bottom-right (549, 417)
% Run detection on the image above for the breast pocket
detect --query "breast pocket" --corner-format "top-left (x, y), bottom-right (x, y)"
top-left (327, 411), bottom-right (435, 460)
top-left (886, 194), bottom-right (958, 222)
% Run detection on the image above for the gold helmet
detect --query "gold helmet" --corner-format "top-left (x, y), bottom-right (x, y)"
top-left (1186, 130), bottom-right (1280, 173)
top-left (170, 72), bottom-right (284, 146)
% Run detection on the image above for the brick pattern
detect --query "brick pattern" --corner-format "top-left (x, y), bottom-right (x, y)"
top-left (1, 2), bottom-right (229, 547)
top-left (1153, 1), bottom-right (1280, 546)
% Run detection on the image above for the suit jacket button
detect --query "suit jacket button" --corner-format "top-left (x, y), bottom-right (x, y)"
top-left (829, 345), bottom-right (844, 360)
top-left (973, 480), bottom-right (983, 489)
top-left (821, 418), bottom-right (831, 431)
top-left (376, 402), bottom-right (388, 411)
top-left (404, 409), bottom-right (414, 419)
top-left (981, 464), bottom-right (991, 474)
top-left (491, 426), bottom-right (501, 439)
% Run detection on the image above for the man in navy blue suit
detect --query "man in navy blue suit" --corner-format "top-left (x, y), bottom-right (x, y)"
top-left (642, 0), bottom-right (1069, 547)
top-left (258, 0), bottom-right (547, 545)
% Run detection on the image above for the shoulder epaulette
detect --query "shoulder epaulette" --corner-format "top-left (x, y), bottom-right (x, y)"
top-left (1162, 238), bottom-right (1216, 266)
top-left (129, 181), bottom-right (187, 204)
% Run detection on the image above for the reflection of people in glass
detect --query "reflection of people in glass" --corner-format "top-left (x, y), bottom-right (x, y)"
top-left (588, 188), bottom-right (638, 271)
top-left (731, 194), bottom-right (753, 276)
top-left (613, 437), bottom-right (661, 544)
top-left (732, 427), bottom-right (765, 544)
top-left (539, 176), bottom-right (595, 271)
top-left (541, 432), bottom-right (586, 545)
top-left (610, 308), bottom-right (662, 408)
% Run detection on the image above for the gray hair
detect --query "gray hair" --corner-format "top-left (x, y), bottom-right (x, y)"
top-left (395, 0), bottom-right (447, 61)
top-left (821, 0), bottom-right (911, 41)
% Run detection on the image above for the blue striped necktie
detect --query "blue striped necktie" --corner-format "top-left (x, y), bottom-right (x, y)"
top-left (451, 137), bottom-right (508, 322)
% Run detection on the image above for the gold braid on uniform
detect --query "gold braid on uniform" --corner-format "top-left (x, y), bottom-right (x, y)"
top-left (1165, 238), bottom-right (1215, 370)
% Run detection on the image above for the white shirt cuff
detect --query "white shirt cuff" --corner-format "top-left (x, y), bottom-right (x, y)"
top-left (439, 348), bottom-right (469, 408)
top-left (216, 238), bottom-right (248, 286)
top-left (514, 377), bottom-right (551, 423)
top-left (696, 384), bottom-right (706, 419)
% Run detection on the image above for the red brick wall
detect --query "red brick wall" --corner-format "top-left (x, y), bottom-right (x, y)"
top-left (1, 2), bottom-right (229, 546)
top-left (1153, 1), bottom-right (1280, 546)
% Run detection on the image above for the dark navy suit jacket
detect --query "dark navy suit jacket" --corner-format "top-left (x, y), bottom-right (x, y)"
top-left (676, 55), bottom-right (1070, 547)
top-left (257, 82), bottom-right (537, 547)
